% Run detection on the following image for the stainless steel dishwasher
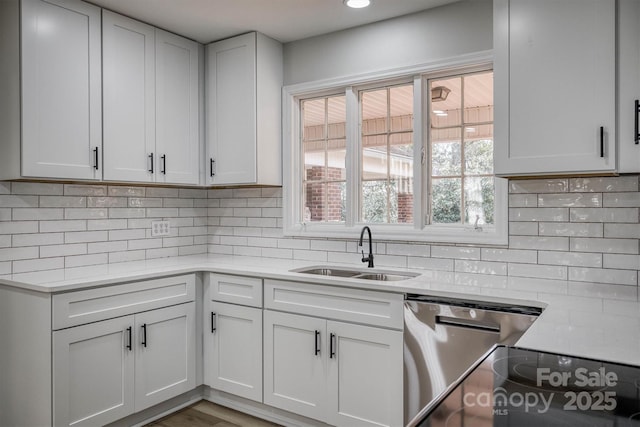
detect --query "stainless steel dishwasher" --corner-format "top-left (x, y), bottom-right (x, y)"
top-left (404, 294), bottom-right (542, 426)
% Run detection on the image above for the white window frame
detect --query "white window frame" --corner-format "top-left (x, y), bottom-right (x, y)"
top-left (282, 51), bottom-right (508, 245)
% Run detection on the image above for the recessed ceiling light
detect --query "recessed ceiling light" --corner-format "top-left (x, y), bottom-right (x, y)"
top-left (344, 0), bottom-right (371, 8)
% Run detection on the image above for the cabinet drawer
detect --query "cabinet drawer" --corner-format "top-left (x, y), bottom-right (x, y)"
top-left (264, 279), bottom-right (403, 330)
top-left (208, 273), bottom-right (262, 307)
top-left (53, 274), bottom-right (196, 329)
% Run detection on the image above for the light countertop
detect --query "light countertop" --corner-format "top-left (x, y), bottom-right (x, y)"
top-left (1, 254), bottom-right (639, 367)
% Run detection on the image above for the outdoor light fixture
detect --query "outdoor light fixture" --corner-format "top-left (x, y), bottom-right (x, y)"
top-left (344, 0), bottom-right (371, 8)
top-left (431, 86), bottom-right (450, 102)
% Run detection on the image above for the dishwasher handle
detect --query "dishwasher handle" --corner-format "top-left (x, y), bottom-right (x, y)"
top-left (436, 315), bottom-right (500, 333)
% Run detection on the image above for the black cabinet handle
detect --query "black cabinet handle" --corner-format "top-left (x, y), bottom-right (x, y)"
top-left (635, 100), bottom-right (639, 144)
top-left (148, 153), bottom-right (154, 173)
top-left (126, 326), bottom-right (132, 351)
top-left (314, 330), bottom-right (320, 356)
top-left (329, 333), bottom-right (336, 359)
top-left (210, 158), bottom-right (215, 177)
top-left (141, 323), bottom-right (147, 347)
top-left (211, 312), bottom-right (217, 333)
top-left (93, 147), bottom-right (99, 170)
top-left (600, 127), bottom-right (604, 158)
top-left (161, 154), bottom-right (166, 174)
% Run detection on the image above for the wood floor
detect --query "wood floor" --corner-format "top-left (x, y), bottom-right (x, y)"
top-left (146, 401), bottom-right (282, 427)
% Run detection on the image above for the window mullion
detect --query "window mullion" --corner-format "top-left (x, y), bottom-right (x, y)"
top-left (345, 86), bottom-right (359, 227)
top-left (414, 75), bottom-right (425, 230)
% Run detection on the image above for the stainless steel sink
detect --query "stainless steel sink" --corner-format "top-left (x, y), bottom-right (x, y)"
top-left (291, 266), bottom-right (419, 282)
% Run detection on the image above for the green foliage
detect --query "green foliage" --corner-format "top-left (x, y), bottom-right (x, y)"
top-left (362, 181), bottom-right (397, 223)
top-left (432, 179), bottom-right (461, 223)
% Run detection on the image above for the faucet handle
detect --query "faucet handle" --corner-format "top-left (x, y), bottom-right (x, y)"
top-left (361, 250), bottom-right (367, 263)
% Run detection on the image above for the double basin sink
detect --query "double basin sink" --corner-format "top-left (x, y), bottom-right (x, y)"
top-left (291, 266), bottom-right (419, 282)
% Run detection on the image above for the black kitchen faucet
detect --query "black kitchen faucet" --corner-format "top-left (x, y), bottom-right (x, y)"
top-left (358, 226), bottom-right (374, 268)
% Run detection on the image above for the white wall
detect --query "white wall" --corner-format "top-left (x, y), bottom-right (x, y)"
top-left (282, 0), bottom-right (492, 85)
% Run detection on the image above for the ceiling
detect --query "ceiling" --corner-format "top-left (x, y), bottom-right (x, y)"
top-left (86, 0), bottom-right (461, 44)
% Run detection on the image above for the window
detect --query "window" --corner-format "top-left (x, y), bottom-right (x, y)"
top-left (284, 62), bottom-right (507, 245)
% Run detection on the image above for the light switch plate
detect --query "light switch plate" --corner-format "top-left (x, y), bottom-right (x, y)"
top-left (151, 220), bottom-right (170, 237)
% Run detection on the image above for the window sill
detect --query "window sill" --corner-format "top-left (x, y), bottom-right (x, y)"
top-left (284, 223), bottom-right (508, 246)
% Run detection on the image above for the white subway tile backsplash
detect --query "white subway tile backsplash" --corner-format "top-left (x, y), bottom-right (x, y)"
top-left (602, 254), bottom-right (640, 270)
top-left (13, 257), bottom-right (64, 273)
top-left (109, 250), bottom-right (146, 263)
top-left (0, 247), bottom-right (39, 261)
top-left (509, 208), bottom-right (568, 222)
top-left (87, 197), bottom-right (128, 208)
top-left (509, 179), bottom-right (568, 194)
top-left (537, 193), bottom-right (601, 207)
top-left (12, 233), bottom-right (64, 247)
top-left (431, 246), bottom-right (480, 260)
top-left (603, 223), bottom-right (640, 239)
top-left (65, 231), bottom-right (108, 244)
top-left (509, 236), bottom-right (569, 251)
top-left (0, 221), bottom-right (39, 235)
top-left (1, 175), bottom-right (640, 289)
top-left (12, 182), bottom-right (63, 195)
top-left (538, 251), bottom-right (602, 268)
top-left (39, 220), bottom-right (86, 233)
top-left (570, 238), bottom-right (639, 254)
top-left (65, 208), bottom-right (108, 220)
top-left (508, 263), bottom-right (567, 280)
top-left (569, 267), bottom-right (638, 286)
top-left (455, 260), bottom-right (507, 275)
top-left (109, 208), bottom-right (146, 218)
top-left (65, 253), bottom-right (108, 268)
top-left (481, 248), bottom-right (537, 264)
top-left (408, 256), bottom-right (454, 271)
top-left (13, 208), bottom-right (63, 221)
top-left (539, 222), bottom-right (603, 237)
top-left (570, 208), bottom-right (639, 223)
top-left (0, 195), bottom-right (38, 208)
top-left (508, 194), bottom-right (537, 207)
top-left (40, 196), bottom-right (86, 208)
top-left (87, 219), bottom-right (128, 230)
top-left (87, 241), bottom-right (128, 254)
top-left (570, 176), bottom-right (639, 193)
top-left (108, 186), bottom-right (145, 197)
top-left (40, 244), bottom-right (86, 258)
top-left (603, 192), bottom-right (640, 207)
top-left (64, 184), bottom-right (107, 196)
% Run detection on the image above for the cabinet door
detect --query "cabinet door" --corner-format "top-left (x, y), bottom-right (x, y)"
top-left (206, 32), bottom-right (257, 185)
top-left (263, 310), bottom-right (327, 421)
top-left (327, 321), bottom-right (403, 427)
top-left (21, 0), bottom-right (101, 180)
top-left (134, 303), bottom-right (196, 411)
top-left (103, 10), bottom-right (156, 183)
top-left (53, 316), bottom-right (135, 427)
top-left (156, 29), bottom-right (200, 185)
top-left (206, 302), bottom-right (263, 402)
top-left (618, 0), bottom-right (640, 173)
top-left (494, 0), bottom-right (616, 176)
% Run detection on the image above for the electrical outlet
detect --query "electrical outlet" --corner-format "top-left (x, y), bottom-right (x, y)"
top-left (151, 220), bottom-right (170, 237)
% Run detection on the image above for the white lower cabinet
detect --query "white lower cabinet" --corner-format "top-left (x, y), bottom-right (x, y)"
top-left (263, 310), bottom-right (404, 427)
top-left (53, 315), bottom-right (135, 427)
top-left (206, 301), bottom-right (263, 402)
top-left (53, 302), bottom-right (196, 427)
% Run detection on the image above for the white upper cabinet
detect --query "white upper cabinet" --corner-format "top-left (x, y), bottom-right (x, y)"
top-left (155, 30), bottom-right (201, 185)
top-left (103, 11), bottom-right (201, 185)
top-left (618, 0), bottom-right (640, 173)
top-left (0, 0), bottom-right (102, 180)
top-left (103, 11), bottom-right (156, 183)
top-left (206, 32), bottom-right (282, 186)
top-left (494, 0), bottom-right (616, 176)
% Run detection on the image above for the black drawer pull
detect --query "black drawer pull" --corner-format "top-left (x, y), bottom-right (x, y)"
top-left (314, 330), bottom-right (320, 356)
top-left (600, 126), bottom-right (604, 158)
top-left (93, 147), bottom-right (99, 170)
top-left (210, 158), bottom-right (215, 177)
top-left (211, 312), bottom-right (217, 333)
top-left (635, 100), bottom-right (639, 144)
top-left (329, 333), bottom-right (336, 358)
top-left (148, 153), bottom-right (154, 173)
top-left (161, 154), bottom-right (166, 174)
top-left (126, 326), bottom-right (132, 351)
top-left (141, 323), bottom-right (147, 347)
